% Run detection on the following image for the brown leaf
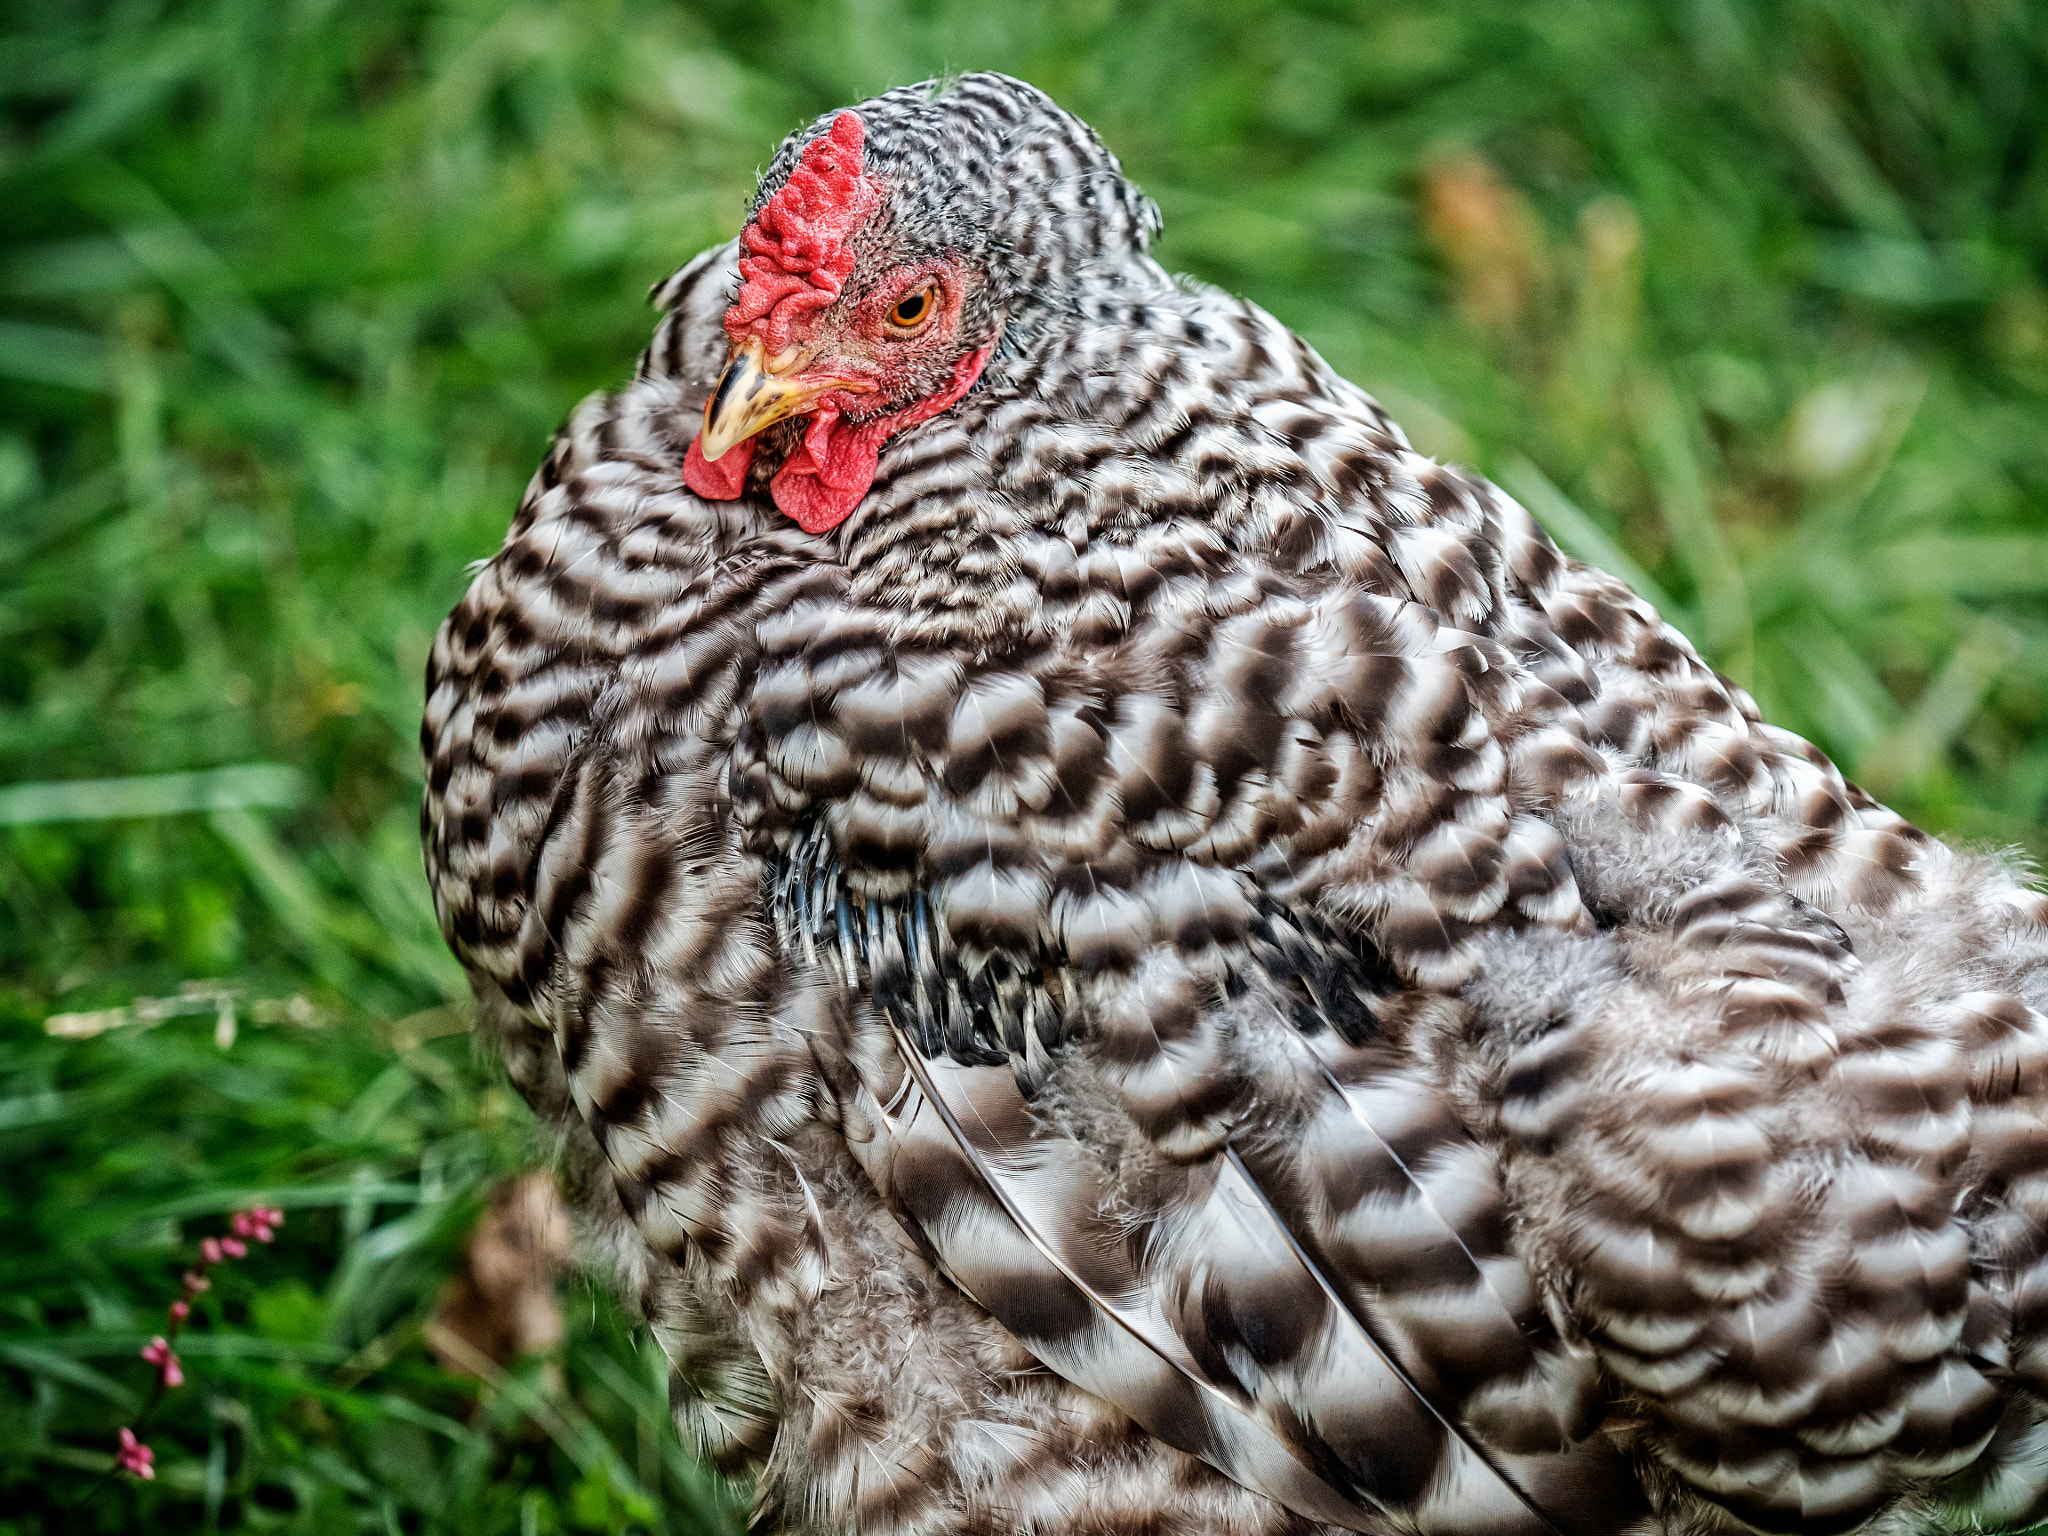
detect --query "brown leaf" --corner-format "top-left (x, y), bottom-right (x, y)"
top-left (430, 1173), bottom-right (572, 1373)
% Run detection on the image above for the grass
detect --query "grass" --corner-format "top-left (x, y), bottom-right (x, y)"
top-left (2, 0), bottom-right (2044, 1530)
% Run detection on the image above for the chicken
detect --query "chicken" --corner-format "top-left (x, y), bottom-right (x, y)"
top-left (421, 73), bottom-right (2048, 1535)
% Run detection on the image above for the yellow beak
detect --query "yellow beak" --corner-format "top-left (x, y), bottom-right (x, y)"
top-left (697, 340), bottom-right (872, 461)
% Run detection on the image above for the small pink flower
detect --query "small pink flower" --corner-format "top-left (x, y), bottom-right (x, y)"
top-left (219, 1236), bottom-right (247, 1259)
top-left (200, 1237), bottom-right (223, 1265)
top-left (115, 1427), bottom-right (155, 1480)
top-left (168, 1299), bottom-right (189, 1322)
top-left (236, 1206), bottom-right (284, 1243)
top-left (141, 1336), bottom-right (184, 1388)
top-left (182, 1271), bottom-right (210, 1294)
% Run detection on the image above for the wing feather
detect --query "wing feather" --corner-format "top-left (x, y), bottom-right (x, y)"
top-left (861, 1013), bottom-right (1381, 1532)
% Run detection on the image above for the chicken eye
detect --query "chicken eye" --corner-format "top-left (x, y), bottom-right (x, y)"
top-left (887, 285), bottom-right (936, 333)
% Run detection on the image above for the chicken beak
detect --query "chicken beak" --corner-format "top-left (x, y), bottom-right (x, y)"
top-left (698, 340), bottom-right (869, 462)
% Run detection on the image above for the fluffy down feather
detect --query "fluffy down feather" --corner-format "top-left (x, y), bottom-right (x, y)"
top-left (423, 74), bottom-right (2048, 1535)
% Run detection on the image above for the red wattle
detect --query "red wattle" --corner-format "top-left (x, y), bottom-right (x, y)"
top-left (768, 409), bottom-right (886, 534)
top-left (681, 348), bottom-right (995, 533)
top-left (765, 345), bottom-right (994, 535)
top-left (683, 434), bottom-right (753, 500)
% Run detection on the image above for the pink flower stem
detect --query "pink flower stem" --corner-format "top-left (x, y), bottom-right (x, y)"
top-left (61, 1207), bottom-right (284, 1518)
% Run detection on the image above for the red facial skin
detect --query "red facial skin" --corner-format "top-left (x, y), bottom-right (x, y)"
top-left (682, 112), bottom-right (991, 535)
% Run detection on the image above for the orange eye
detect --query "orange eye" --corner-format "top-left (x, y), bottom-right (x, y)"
top-left (887, 284), bottom-right (937, 332)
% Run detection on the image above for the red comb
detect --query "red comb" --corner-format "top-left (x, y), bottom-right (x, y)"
top-left (726, 112), bottom-right (883, 356)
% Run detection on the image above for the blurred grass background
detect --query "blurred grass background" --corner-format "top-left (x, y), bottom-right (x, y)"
top-left (3, 1), bottom-right (2045, 1531)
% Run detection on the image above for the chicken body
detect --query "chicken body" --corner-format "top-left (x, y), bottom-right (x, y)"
top-left (423, 74), bottom-right (2048, 1535)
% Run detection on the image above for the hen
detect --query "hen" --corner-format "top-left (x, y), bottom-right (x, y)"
top-left (422, 75), bottom-right (2048, 1535)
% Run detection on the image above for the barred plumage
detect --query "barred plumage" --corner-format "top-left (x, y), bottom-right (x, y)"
top-left (423, 73), bottom-right (2048, 1534)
